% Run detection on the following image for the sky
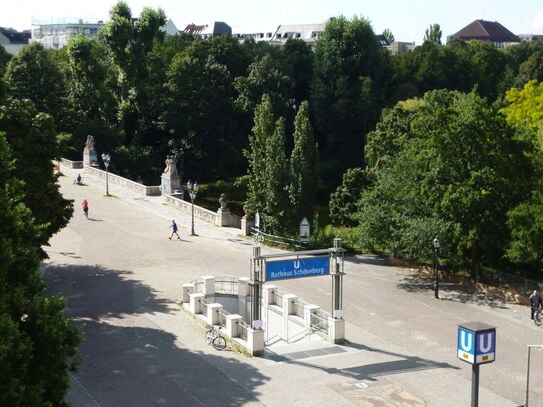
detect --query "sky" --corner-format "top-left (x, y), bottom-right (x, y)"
top-left (2, 0), bottom-right (543, 45)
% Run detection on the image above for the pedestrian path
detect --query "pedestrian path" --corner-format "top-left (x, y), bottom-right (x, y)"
top-left (54, 164), bottom-right (524, 407)
top-left (62, 165), bottom-right (242, 241)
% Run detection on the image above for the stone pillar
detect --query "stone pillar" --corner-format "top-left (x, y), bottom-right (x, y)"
top-left (240, 216), bottom-right (255, 236)
top-left (188, 293), bottom-right (204, 314)
top-left (262, 284), bottom-right (278, 305)
top-left (83, 135), bottom-right (99, 168)
top-left (160, 155), bottom-right (181, 195)
top-left (182, 283), bottom-right (195, 304)
top-left (207, 303), bottom-right (223, 325)
top-left (215, 194), bottom-right (231, 226)
top-left (328, 316), bottom-right (345, 344)
top-left (226, 314), bottom-right (243, 338)
top-left (304, 304), bottom-right (320, 330)
top-left (246, 328), bottom-right (265, 356)
top-left (282, 294), bottom-right (297, 340)
top-left (238, 277), bottom-right (250, 296)
top-left (202, 275), bottom-right (215, 296)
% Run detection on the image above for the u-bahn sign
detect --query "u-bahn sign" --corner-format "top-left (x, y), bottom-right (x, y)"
top-left (265, 256), bottom-right (329, 281)
top-left (457, 322), bottom-right (496, 365)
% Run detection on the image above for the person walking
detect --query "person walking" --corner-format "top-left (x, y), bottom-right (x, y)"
top-left (169, 219), bottom-right (180, 240)
top-left (82, 199), bottom-right (89, 219)
top-left (529, 289), bottom-right (542, 320)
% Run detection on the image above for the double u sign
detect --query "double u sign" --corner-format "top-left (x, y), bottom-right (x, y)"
top-left (457, 322), bottom-right (496, 365)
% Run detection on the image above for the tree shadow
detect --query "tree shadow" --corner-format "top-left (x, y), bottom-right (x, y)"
top-left (396, 273), bottom-right (510, 309)
top-left (345, 254), bottom-right (391, 266)
top-left (42, 264), bottom-right (270, 407)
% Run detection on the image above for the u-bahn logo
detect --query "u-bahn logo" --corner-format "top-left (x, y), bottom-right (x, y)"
top-left (457, 325), bottom-right (496, 365)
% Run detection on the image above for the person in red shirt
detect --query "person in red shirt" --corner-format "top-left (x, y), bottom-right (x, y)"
top-left (82, 199), bottom-right (89, 219)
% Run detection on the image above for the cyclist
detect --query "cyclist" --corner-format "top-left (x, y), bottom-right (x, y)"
top-left (529, 289), bottom-right (542, 320)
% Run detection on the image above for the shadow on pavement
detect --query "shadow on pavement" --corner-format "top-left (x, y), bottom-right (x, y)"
top-left (42, 264), bottom-right (270, 407)
top-left (278, 339), bottom-right (458, 383)
top-left (396, 273), bottom-right (509, 309)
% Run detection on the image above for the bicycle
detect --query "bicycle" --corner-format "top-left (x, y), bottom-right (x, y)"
top-left (534, 309), bottom-right (543, 326)
top-left (204, 326), bottom-right (227, 350)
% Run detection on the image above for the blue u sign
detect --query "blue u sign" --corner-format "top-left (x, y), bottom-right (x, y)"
top-left (457, 322), bottom-right (496, 365)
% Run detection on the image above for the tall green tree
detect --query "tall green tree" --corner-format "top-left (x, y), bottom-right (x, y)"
top-left (3, 43), bottom-right (66, 127)
top-left (64, 35), bottom-right (119, 155)
top-left (244, 95), bottom-right (276, 219)
top-left (311, 16), bottom-right (391, 183)
top-left (263, 117), bottom-right (289, 234)
top-left (0, 131), bottom-right (81, 406)
top-left (0, 99), bottom-right (73, 252)
top-left (289, 101), bottom-right (318, 227)
top-left (424, 23), bottom-right (442, 45)
top-left (162, 51), bottom-right (236, 180)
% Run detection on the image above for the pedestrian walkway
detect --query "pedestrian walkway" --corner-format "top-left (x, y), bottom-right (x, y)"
top-left (49, 165), bottom-right (529, 407)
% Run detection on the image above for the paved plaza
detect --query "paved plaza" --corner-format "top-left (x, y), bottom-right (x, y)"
top-left (42, 166), bottom-right (543, 406)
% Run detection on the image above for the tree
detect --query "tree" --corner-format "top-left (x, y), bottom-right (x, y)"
top-left (281, 39), bottom-right (314, 110)
top-left (311, 16), bottom-right (391, 183)
top-left (356, 89), bottom-right (534, 269)
top-left (263, 117), bottom-right (289, 234)
top-left (64, 35), bottom-right (119, 156)
top-left (162, 51), bottom-right (237, 180)
top-left (0, 131), bottom-right (81, 405)
top-left (234, 53), bottom-right (292, 119)
top-left (289, 101), bottom-right (318, 227)
top-left (382, 28), bottom-right (395, 43)
top-left (3, 43), bottom-right (66, 127)
top-left (0, 99), bottom-right (73, 253)
top-left (501, 80), bottom-right (543, 147)
top-left (329, 167), bottom-right (366, 227)
top-left (424, 24), bottom-right (442, 45)
top-left (244, 95), bottom-right (276, 219)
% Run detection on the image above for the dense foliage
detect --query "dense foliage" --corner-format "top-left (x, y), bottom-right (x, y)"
top-left (4, 4), bottom-right (543, 400)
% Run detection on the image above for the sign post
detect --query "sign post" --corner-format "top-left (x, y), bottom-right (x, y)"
top-left (299, 217), bottom-right (310, 244)
top-left (457, 322), bottom-right (496, 407)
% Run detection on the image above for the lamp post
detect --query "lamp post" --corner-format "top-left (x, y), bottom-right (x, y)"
top-left (101, 153), bottom-right (111, 196)
top-left (186, 180), bottom-right (199, 236)
top-left (433, 236), bottom-right (440, 299)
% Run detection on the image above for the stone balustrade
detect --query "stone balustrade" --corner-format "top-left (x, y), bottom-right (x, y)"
top-left (84, 165), bottom-right (161, 196)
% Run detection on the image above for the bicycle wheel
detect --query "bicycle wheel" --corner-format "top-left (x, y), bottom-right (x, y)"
top-left (535, 310), bottom-right (543, 326)
top-left (212, 335), bottom-right (227, 350)
top-left (205, 329), bottom-right (215, 344)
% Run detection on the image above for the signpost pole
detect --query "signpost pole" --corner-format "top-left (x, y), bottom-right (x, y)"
top-left (332, 238), bottom-right (344, 318)
top-left (250, 246), bottom-right (262, 328)
top-left (457, 322), bottom-right (496, 407)
top-left (471, 364), bottom-right (479, 407)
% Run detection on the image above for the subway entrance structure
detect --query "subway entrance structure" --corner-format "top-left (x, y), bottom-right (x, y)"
top-left (182, 238), bottom-right (346, 355)
top-left (249, 238), bottom-right (346, 331)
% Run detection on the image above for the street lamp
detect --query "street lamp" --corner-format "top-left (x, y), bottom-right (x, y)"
top-left (433, 236), bottom-right (440, 299)
top-left (186, 180), bottom-right (199, 236)
top-left (101, 153), bottom-right (111, 196)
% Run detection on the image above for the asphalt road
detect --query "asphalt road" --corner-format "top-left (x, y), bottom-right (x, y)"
top-left (42, 168), bottom-right (543, 407)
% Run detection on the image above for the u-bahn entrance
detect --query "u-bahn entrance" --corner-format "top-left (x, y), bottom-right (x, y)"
top-left (249, 238), bottom-right (346, 343)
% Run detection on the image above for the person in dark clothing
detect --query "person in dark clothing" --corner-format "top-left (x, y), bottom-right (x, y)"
top-left (529, 290), bottom-right (542, 320)
top-left (169, 219), bottom-right (180, 240)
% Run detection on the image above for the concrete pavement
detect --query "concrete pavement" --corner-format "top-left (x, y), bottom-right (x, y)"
top-left (42, 166), bottom-right (543, 406)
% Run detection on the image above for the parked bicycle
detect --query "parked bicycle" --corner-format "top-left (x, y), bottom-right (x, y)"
top-left (204, 326), bottom-right (227, 350)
